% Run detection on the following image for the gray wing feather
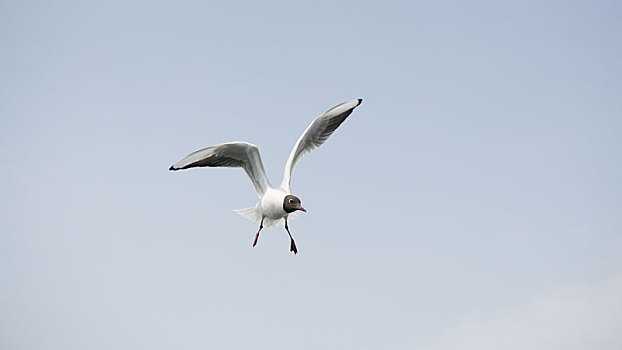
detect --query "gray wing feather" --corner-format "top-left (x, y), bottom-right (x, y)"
top-left (280, 99), bottom-right (362, 191)
top-left (170, 142), bottom-right (271, 196)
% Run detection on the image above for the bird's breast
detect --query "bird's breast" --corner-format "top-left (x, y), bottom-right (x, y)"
top-left (259, 188), bottom-right (288, 220)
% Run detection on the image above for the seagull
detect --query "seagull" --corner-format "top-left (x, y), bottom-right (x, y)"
top-left (169, 98), bottom-right (362, 254)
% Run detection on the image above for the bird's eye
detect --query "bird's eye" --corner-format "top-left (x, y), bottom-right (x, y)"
top-left (289, 199), bottom-right (294, 204)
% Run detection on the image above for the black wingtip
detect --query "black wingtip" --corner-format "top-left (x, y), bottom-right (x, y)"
top-left (169, 165), bottom-right (176, 171)
top-left (357, 98), bottom-right (363, 105)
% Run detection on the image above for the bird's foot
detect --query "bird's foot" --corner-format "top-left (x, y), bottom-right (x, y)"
top-left (252, 232), bottom-right (260, 247)
top-left (290, 239), bottom-right (298, 254)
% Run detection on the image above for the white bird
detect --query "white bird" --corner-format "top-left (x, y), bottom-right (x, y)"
top-left (169, 98), bottom-right (362, 254)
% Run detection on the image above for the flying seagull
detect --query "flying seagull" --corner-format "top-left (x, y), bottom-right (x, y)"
top-left (169, 98), bottom-right (362, 254)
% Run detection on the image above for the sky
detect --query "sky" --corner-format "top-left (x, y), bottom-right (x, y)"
top-left (1, 1), bottom-right (621, 349)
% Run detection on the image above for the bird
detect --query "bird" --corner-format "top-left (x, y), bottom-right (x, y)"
top-left (169, 98), bottom-right (362, 254)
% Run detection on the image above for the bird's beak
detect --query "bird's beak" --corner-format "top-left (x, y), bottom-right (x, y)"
top-left (298, 206), bottom-right (307, 212)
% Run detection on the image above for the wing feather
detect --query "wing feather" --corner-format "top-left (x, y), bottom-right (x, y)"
top-left (170, 141), bottom-right (271, 196)
top-left (280, 99), bottom-right (362, 191)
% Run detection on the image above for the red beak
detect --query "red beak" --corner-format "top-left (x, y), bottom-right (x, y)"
top-left (298, 206), bottom-right (307, 212)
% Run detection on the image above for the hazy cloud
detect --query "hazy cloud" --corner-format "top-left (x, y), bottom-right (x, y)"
top-left (416, 272), bottom-right (622, 350)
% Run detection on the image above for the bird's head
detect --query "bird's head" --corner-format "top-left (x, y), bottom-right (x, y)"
top-left (283, 195), bottom-right (306, 213)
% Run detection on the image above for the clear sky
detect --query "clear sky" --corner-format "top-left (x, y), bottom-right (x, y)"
top-left (1, 1), bottom-right (621, 349)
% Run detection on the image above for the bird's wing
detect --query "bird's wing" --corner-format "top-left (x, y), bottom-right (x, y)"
top-left (170, 141), bottom-right (271, 197)
top-left (280, 99), bottom-right (362, 191)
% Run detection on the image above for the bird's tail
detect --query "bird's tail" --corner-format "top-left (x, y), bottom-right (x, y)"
top-left (233, 206), bottom-right (301, 228)
top-left (233, 206), bottom-right (260, 223)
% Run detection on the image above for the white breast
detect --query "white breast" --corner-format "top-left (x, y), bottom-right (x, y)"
top-left (259, 188), bottom-right (288, 220)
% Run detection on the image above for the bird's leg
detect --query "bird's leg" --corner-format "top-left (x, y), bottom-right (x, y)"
top-left (284, 217), bottom-right (298, 254)
top-left (253, 217), bottom-right (264, 247)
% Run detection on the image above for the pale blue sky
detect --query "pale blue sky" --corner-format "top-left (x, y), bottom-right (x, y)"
top-left (1, 1), bottom-right (621, 349)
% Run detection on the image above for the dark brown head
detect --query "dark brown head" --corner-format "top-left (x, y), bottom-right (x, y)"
top-left (283, 195), bottom-right (306, 213)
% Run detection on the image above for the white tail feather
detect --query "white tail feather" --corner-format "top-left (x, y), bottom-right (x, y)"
top-left (233, 207), bottom-right (260, 222)
top-left (233, 206), bottom-right (301, 228)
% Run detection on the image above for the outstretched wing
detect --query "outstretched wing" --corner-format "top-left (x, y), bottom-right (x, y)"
top-left (280, 99), bottom-right (362, 191)
top-left (170, 141), bottom-right (271, 196)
